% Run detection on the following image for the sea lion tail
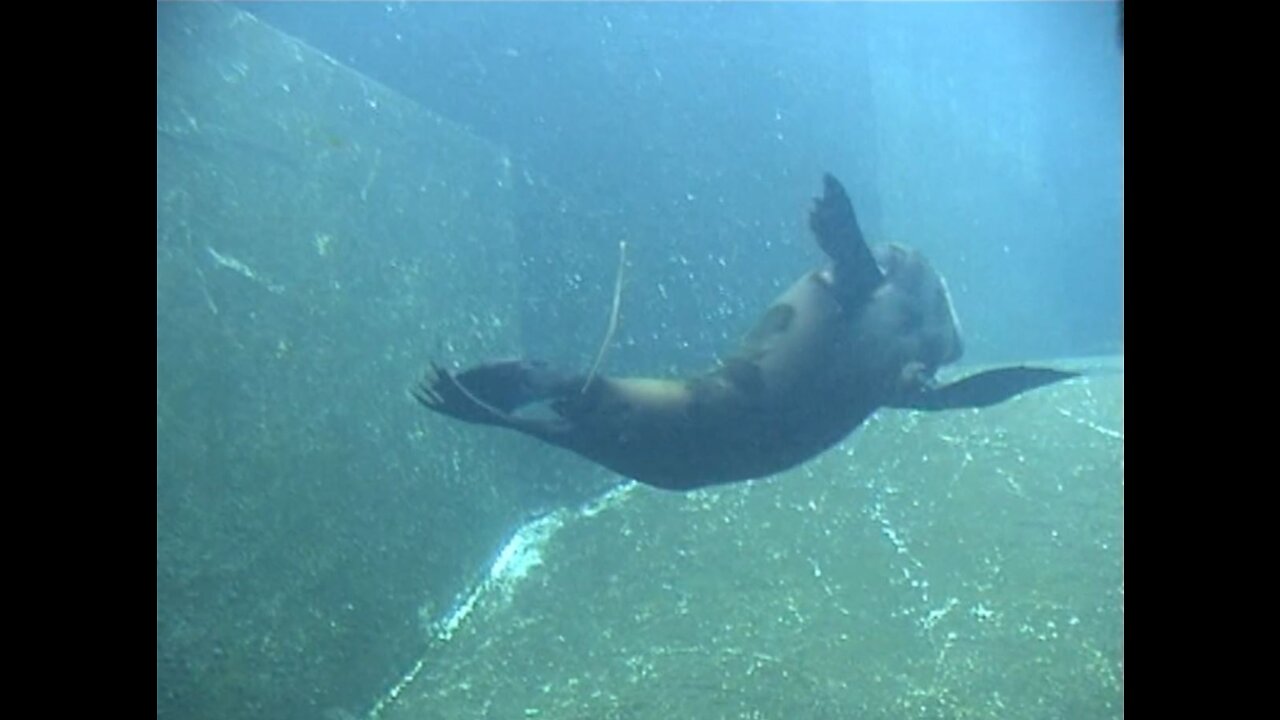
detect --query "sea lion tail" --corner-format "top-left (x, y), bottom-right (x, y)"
top-left (888, 366), bottom-right (1082, 411)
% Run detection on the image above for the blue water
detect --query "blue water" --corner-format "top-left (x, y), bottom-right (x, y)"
top-left (240, 0), bottom-right (1123, 364)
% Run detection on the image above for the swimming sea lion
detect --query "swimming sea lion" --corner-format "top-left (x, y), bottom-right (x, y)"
top-left (413, 174), bottom-right (1078, 491)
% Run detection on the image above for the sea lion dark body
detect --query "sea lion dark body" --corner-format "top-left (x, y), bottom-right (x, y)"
top-left (414, 175), bottom-right (1076, 490)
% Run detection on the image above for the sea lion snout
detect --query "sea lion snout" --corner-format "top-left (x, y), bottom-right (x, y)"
top-left (869, 243), bottom-right (965, 373)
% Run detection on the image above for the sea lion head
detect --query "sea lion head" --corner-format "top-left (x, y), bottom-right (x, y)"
top-left (866, 243), bottom-right (965, 388)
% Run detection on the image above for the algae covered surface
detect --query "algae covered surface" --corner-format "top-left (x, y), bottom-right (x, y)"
top-left (379, 362), bottom-right (1123, 720)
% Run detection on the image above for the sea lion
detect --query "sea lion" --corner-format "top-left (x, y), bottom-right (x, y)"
top-left (413, 174), bottom-right (1078, 491)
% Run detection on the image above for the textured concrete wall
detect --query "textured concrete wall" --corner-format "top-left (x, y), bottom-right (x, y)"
top-left (158, 5), bottom-right (612, 719)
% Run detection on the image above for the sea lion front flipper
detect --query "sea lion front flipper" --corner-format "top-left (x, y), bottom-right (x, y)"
top-left (888, 366), bottom-right (1082, 411)
top-left (809, 173), bottom-right (883, 306)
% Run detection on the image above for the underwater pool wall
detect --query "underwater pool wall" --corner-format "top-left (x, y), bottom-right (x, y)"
top-left (158, 4), bottom-right (614, 718)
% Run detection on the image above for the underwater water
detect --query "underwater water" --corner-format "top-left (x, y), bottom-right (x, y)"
top-left (158, 3), bottom-right (1122, 719)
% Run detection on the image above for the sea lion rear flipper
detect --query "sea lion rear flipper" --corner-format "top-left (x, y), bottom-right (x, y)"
top-left (412, 360), bottom-right (577, 426)
top-left (888, 366), bottom-right (1081, 411)
top-left (809, 173), bottom-right (883, 305)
